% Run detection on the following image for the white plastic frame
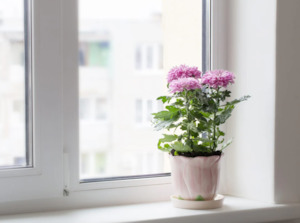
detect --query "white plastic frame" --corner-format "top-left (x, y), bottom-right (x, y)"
top-left (0, 0), bottom-right (223, 210)
top-left (62, 0), bottom-right (172, 193)
top-left (0, 0), bottom-right (64, 203)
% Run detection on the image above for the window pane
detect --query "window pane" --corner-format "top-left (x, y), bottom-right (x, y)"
top-left (79, 0), bottom-right (169, 179)
top-left (0, 0), bottom-right (31, 168)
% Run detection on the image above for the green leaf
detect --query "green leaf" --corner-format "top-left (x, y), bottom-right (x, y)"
top-left (225, 95), bottom-right (251, 107)
top-left (157, 143), bottom-right (172, 152)
top-left (193, 144), bottom-right (211, 153)
top-left (191, 111), bottom-right (207, 122)
top-left (221, 138), bottom-right (233, 150)
top-left (195, 195), bottom-right (205, 201)
top-left (220, 90), bottom-right (231, 101)
top-left (224, 90), bottom-right (231, 97)
top-left (194, 137), bottom-right (214, 143)
top-left (157, 96), bottom-right (172, 104)
top-left (153, 107), bottom-right (180, 131)
top-left (154, 119), bottom-right (177, 131)
top-left (158, 135), bottom-right (178, 152)
top-left (166, 105), bottom-right (180, 113)
top-left (171, 99), bottom-right (184, 107)
top-left (215, 106), bottom-right (234, 125)
top-left (197, 121), bottom-right (209, 131)
top-left (152, 110), bottom-right (176, 121)
top-left (172, 141), bottom-right (192, 152)
top-left (152, 106), bottom-right (180, 121)
top-left (218, 129), bottom-right (225, 136)
top-left (159, 134), bottom-right (177, 143)
top-left (167, 123), bottom-right (180, 130)
top-left (187, 122), bottom-right (198, 133)
top-left (199, 111), bottom-right (211, 118)
top-left (218, 138), bottom-right (225, 144)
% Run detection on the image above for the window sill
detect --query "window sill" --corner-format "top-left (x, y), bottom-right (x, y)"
top-left (1, 196), bottom-right (300, 223)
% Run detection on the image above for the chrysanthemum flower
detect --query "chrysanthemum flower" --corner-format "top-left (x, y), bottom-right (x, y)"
top-left (167, 65), bottom-right (202, 83)
top-left (169, 78), bottom-right (202, 93)
top-left (201, 70), bottom-right (235, 88)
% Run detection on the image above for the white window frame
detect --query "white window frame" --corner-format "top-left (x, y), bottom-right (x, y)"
top-left (0, 0), bottom-right (222, 211)
top-left (0, 0), bottom-right (64, 203)
top-left (61, 0), bottom-right (173, 194)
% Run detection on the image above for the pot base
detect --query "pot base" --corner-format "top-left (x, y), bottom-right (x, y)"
top-left (171, 194), bottom-right (224, 210)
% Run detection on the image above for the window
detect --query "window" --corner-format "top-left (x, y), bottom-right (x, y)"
top-left (0, 0), bottom-right (212, 208)
top-left (79, 98), bottom-right (91, 120)
top-left (135, 43), bottom-right (163, 71)
top-left (135, 99), bottom-right (143, 123)
top-left (0, 0), bottom-right (68, 203)
top-left (95, 98), bottom-right (108, 120)
top-left (0, 0), bottom-right (297, 214)
top-left (0, 0), bottom-right (32, 168)
top-left (135, 99), bottom-right (162, 126)
top-left (79, 41), bottom-right (110, 67)
top-left (78, 0), bottom-right (170, 180)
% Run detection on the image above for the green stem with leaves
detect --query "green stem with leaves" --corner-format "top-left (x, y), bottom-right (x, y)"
top-left (212, 88), bottom-right (220, 150)
top-left (184, 90), bottom-right (193, 150)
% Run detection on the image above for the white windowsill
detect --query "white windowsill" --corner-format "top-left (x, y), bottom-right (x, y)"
top-left (1, 196), bottom-right (300, 223)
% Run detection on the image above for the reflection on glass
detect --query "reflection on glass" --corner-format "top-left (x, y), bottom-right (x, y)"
top-left (0, 0), bottom-right (27, 168)
top-left (79, 0), bottom-right (169, 179)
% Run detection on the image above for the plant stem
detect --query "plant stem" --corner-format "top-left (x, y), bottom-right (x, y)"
top-left (212, 88), bottom-right (220, 151)
top-left (213, 116), bottom-right (216, 150)
top-left (184, 90), bottom-right (192, 150)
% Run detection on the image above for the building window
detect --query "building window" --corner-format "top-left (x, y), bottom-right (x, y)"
top-left (80, 97), bottom-right (108, 121)
top-left (79, 98), bottom-right (91, 120)
top-left (95, 98), bottom-right (108, 120)
top-left (135, 43), bottom-right (163, 71)
top-left (135, 99), bottom-right (162, 126)
top-left (135, 99), bottom-right (143, 123)
top-left (79, 41), bottom-right (110, 67)
top-left (146, 99), bottom-right (153, 122)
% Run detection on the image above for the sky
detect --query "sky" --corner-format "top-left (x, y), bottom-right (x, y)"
top-left (0, 0), bottom-right (161, 20)
top-left (0, 0), bottom-right (23, 19)
top-left (79, 0), bottom-right (162, 20)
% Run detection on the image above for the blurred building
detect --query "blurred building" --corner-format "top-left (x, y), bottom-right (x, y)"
top-left (79, 15), bottom-right (169, 178)
top-left (0, 1), bottom-right (170, 177)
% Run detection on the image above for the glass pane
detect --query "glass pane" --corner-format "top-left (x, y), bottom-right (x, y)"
top-left (79, 0), bottom-right (169, 179)
top-left (0, 0), bottom-right (31, 168)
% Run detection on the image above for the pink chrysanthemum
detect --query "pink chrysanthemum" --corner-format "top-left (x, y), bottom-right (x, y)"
top-left (201, 70), bottom-right (235, 88)
top-left (167, 65), bottom-right (202, 83)
top-left (169, 78), bottom-right (202, 93)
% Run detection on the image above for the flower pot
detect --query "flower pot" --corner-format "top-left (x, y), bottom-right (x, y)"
top-left (170, 155), bottom-right (222, 201)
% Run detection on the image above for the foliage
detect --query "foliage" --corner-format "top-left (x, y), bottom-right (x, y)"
top-left (152, 67), bottom-right (250, 156)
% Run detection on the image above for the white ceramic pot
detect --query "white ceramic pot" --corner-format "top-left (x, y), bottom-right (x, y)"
top-left (170, 155), bottom-right (222, 200)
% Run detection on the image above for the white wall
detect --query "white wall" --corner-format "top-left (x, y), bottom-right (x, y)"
top-left (222, 0), bottom-right (277, 203)
top-left (222, 0), bottom-right (300, 205)
top-left (274, 0), bottom-right (300, 204)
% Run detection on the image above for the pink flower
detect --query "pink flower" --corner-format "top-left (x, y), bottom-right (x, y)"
top-left (169, 78), bottom-right (202, 93)
top-left (167, 65), bottom-right (202, 83)
top-left (201, 70), bottom-right (235, 88)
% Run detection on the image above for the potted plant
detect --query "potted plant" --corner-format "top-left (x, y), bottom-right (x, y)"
top-left (152, 65), bottom-right (250, 209)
